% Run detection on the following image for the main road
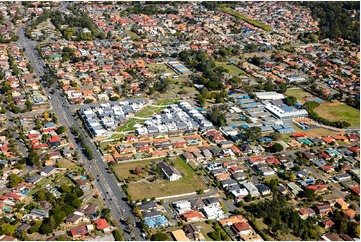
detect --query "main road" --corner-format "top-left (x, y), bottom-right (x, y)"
top-left (16, 11), bottom-right (143, 242)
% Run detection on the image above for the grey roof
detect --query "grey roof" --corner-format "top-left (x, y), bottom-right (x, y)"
top-left (139, 200), bottom-right (157, 211)
top-left (141, 210), bottom-right (162, 218)
top-left (158, 161), bottom-right (181, 177)
top-left (256, 184), bottom-right (271, 193)
top-left (202, 197), bottom-right (219, 206)
top-left (16, 223), bottom-right (31, 232)
top-left (39, 166), bottom-right (56, 174)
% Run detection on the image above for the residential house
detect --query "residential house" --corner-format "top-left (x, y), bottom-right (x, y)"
top-left (181, 211), bottom-right (204, 222)
top-left (39, 166), bottom-right (56, 177)
top-left (231, 222), bottom-right (252, 235)
top-left (314, 204), bottom-right (332, 217)
top-left (158, 161), bottom-right (182, 181)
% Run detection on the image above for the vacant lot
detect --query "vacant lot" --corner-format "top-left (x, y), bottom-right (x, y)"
top-left (290, 124), bottom-right (343, 138)
top-left (215, 62), bottom-right (247, 77)
top-left (146, 63), bottom-right (174, 74)
top-left (56, 159), bottom-right (79, 169)
top-left (285, 88), bottom-right (313, 104)
top-left (127, 157), bottom-right (208, 200)
top-left (112, 158), bottom-right (159, 182)
top-left (117, 99), bottom-right (179, 132)
top-left (314, 101), bottom-right (360, 128)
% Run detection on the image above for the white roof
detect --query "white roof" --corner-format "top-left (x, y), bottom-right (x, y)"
top-left (232, 188), bottom-right (249, 197)
top-left (255, 91), bottom-right (285, 100)
top-left (265, 103), bottom-right (308, 118)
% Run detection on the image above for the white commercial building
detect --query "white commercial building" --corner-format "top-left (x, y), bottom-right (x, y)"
top-left (265, 103), bottom-right (308, 119)
top-left (255, 91), bottom-right (285, 100)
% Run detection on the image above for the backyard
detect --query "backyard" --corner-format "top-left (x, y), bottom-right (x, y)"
top-left (126, 156), bottom-right (208, 200)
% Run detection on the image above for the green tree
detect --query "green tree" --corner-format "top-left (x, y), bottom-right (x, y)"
top-left (284, 96), bottom-right (297, 106)
top-left (51, 211), bottom-right (66, 227)
top-left (279, 83), bottom-right (288, 93)
top-left (244, 126), bottom-right (262, 141)
top-left (8, 174), bottom-right (23, 188)
top-left (1, 223), bottom-right (16, 235)
top-left (151, 232), bottom-right (168, 241)
top-left (269, 132), bottom-right (282, 141)
top-left (27, 150), bottom-right (39, 166)
top-left (28, 221), bottom-right (42, 234)
top-left (56, 126), bottom-right (66, 134)
top-left (112, 229), bottom-right (123, 241)
top-left (61, 204), bottom-right (75, 215)
top-left (34, 189), bottom-right (47, 201)
top-left (272, 143), bottom-right (284, 152)
top-left (303, 188), bottom-right (315, 198)
top-left (39, 223), bottom-right (53, 235)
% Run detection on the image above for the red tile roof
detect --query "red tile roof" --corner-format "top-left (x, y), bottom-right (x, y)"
top-left (307, 184), bottom-right (327, 192)
top-left (94, 218), bottom-right (109, 230)
top-left (69, 227), bottom-right (87, 237)
top-left (181, 211), bottom-right (204, 221)
top-left (232, 222), bottom-right (251, 234)
top-left (49, 136), bottom-right (61, 143)
top-left (350, 186), bottom-right (360, 195)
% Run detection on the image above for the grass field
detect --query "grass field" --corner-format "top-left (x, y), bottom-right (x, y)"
top-left (286, 88), bottom-right (359, 128)
top-left (218, 6), bottom-right (271, 31)
top-left (314, 101), bottom-right (360, 128)
top-left (56, 159), bottom-right (79, 169)
top-left (127, 156), bottom-right (208, 200)
top-left (146, 63), bottom-right (174, 74)
top-left (124, 30), bottom-right (140, 40)
top-left (117, 99), bottom-right (179, 132)
top-left (285, 88), bottom-right (313, 104)
top-left (215, 61), bottom-right (248, 77)
top-left (112, 158), bottom-right (160, 182)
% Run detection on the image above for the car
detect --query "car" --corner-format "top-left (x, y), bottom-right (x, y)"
top-left (97, 179), bottom-right (100, 181)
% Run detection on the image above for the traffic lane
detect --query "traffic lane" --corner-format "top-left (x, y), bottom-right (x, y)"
top-left (303, 166), bottom-right (347, 198)
top-left (16, 23), bottom-right (139, 238)
top-left (19, 44), bottom-right (141, 240)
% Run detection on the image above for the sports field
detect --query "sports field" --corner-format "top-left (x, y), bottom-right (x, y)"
top-left (314, 101), bottom-right (360, 128)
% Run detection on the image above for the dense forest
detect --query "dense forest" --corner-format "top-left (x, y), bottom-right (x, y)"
top-left (300, 2), bottom-right (360, 44)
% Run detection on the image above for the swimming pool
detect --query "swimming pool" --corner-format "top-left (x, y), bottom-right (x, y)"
top-left (314, 97), bottom-right (324, 103)
top-left (22, 190), bottom-right (29, 195)
top-left (80, 175), bottom-right (86, 179)
top-left (3, 207), bottom-right (10, 212)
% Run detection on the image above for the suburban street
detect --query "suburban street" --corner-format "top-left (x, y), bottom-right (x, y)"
top-left (15, 3), bottom-right (143, 240)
